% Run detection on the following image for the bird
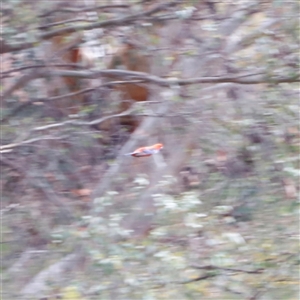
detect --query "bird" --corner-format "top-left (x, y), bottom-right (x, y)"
top-left (124, 143), bottom-right (163, 157)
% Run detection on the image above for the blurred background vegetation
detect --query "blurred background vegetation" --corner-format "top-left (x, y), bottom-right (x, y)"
top-left (1, 0), bottom-right (299, 299)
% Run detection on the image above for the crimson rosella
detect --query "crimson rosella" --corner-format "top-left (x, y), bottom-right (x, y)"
top-left (124, 143), bottom-right (164, 157)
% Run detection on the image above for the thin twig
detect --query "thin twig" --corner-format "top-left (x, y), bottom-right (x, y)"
top-left (0, 135), bottom-right (69, 152)
top-left (0, 80), bottom-right (143, 124)
top-left (191, 264), bottom-right (264, 274)
top-left (37, 18), bottom-right (95, 30)
top-left (179, 273), bottom-right (217, 284)
top-left (38, 4), bottom-right (130, 18)
top-left (0, 63), bottom-right (85, 78)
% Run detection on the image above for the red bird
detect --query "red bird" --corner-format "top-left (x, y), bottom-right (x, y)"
top-left (124, 143), bottom-right (164, 157)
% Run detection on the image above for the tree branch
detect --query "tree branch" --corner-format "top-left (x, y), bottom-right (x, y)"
top-left (0, 39), bottom-right (37, 54)
top-left (36, 69), bottom-right (300, 85)
top-left (37, 18), bottom-right (96, 30)
top-left (1, 1), bottom-right (181, 54)
top-left (0, 63), bottom-right (86, 78)
top-left (0, 135), bottom-right (69, 153)
top-left (40, 0), bottom-right (181, 40)
top-left (4, 68), bottom-right (298, 105)
top-left (38, 4), bottom-right (130, 18)
top-left (0, 106), bottom-right (141, 153)
top-left (0, 80), bottom-right (143, 123)
top-left (224, 18), bottom-right (281, 54)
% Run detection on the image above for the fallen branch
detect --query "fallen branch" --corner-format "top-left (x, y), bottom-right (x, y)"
top-left (179, 273), bottom-right (217, 284)
top-left (191, 264), bottom-right (264, 274)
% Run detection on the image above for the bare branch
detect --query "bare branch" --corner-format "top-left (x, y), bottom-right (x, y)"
top-left (191, 264), bottom-right (264, 274)
top-left (0, 106), bottom-right (141, 153)
top-left (40, 0), bottom-right (181, 40)
top-left (1, 35), bottom-right (83, 100)
top-left (0, 80), bottom-right (143, 123)
top-left (225, 19), bottom-right (281, 54)
top-left (0, 63), bottom-right (85, 78)
top-left (1, 85), bottom-right (232, 138)
top-left (0, 39), bottom-right (37, 54)
top-left (219, 2), bottom-right (260, 36)
top-left (38, 69), bottom-right (300, 85)
top-left (1, 1), bottom-right (181, 54)
top-left (3, 68), bottom-right (298, 103)
top-left (179, 273), bottom-right (217, 284)
top-left (178, 263), bottom-right (264, 285)
top-left (37, 18), bottom-right (96, 30)
top-left (38, 4), bottom-right (130, 18)
top-left (0, 135), bottom-right (69, 153)
top-left (2, 65), bottom-right (298, 104)
top-left (31, 107), bottom-right (136, 131)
